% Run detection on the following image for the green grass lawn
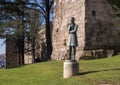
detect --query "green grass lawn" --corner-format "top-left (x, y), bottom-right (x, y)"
top-left (0, 55), bottom-right (120, 85)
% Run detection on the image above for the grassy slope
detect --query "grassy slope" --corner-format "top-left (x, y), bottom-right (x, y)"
top-left (0, 55), bottom-right (120, 85)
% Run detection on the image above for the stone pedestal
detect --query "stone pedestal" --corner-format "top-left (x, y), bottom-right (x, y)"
top-left (63, 60), bottom-right (79, 78)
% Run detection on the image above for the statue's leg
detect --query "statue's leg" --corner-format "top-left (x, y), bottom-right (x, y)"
top-left (68, 46), bottom-right (72, 60)
top-left (73, 46), bottom-right (76, 60)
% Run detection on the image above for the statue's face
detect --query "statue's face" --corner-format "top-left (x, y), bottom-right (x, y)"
top-left (71, 17), bottom-right (75, 23)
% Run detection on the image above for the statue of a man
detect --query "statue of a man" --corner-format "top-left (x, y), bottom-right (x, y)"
top-left (67, 17), bottom-right (78, 60)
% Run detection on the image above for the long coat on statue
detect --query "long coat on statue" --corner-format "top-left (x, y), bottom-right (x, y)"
top-left (67, 23), bottom-right (78, 46)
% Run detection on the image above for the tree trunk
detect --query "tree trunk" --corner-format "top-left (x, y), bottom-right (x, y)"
top-left (21, 36), bottom-right (24, 64)
top-left (21, 4), bottom-right (25, 65)
top-left (32, 37), bottom-right (35, 63)
top-left (17, 37), bottom-right (24, 65)
top-left (45, 0), bottom-right (53, 60)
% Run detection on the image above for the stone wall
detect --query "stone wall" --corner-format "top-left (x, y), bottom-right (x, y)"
top-left (24, 42), bottom-right (33, 64)
top-left (5, 23), bottom-right (52, 68)
top-left (52, 0), bottom-right (86, 60)
top-left (52, 0), bottom-right (120, 60)
top-left (24, 23), bottom-right (53, 62)
top-left (24, 27), bottom-right (46, 64)
top-left (37, 25), bottom-right (47, 61)
top-left (6, 36), bottom-right (19, 68)
top-left (85, 0), bottom-right (120, 50)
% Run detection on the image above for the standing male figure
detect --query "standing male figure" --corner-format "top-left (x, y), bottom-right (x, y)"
top-left (67, 17), bottom-right (78, 60)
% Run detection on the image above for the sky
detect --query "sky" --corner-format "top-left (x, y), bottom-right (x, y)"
top-left (0, 39), bottom-right (6, 54)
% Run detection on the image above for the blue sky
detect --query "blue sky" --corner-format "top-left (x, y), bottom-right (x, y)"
top-left (0, 39), bottom-right (6, 54)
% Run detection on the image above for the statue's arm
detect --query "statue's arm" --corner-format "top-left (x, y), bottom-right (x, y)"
top-left (69, 25), bottom-right (78, 33)
top-left (68, 25), bottom-right (71, 33)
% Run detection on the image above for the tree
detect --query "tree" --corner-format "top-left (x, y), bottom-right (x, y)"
top-left (25, 0), bottom-right (54, 60)
top-left (0, 0), bottom-right (54, 63)
top-left (0, 0), bottom-right (30, 65)
top-left (40, 0), bottom-right (53, 60)
top-left (107, 0), bottom-right (120, 16)
top-left (29, 0), bottom-right (54, 60)
top-left (0, 0), bottom-right (43, 64)
top-left (25, 8), bottom-right (43, 63)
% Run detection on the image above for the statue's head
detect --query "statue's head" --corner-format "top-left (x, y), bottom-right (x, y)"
top-left (71, 17), bottom-right (75, 23)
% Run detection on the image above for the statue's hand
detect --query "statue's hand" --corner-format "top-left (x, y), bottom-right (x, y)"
top-left (69, 31), bottom-right (75, 34)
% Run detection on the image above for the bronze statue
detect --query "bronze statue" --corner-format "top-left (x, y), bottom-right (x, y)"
top-left (67, 17), bottom-right (78, 60)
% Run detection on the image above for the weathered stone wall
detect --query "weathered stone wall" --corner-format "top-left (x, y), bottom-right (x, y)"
top-left (5, 23), bottom-right (51, 68)
top-left (52, 0), bottom-right (120, 60)
top-left (24, 42), bottom-right (33, 64)
top-left (24, 23), bottom-right (53, 62)
top-left (85, 0), bottom-right (120, 50)
top-left (52, 0), bottom-right (86, 60)
top-left (6, 36), bottom-right (19, 68)
top-left (24, 26), bottom-right (47, 63)
top-left (37, 26), bottom-right (47, 61)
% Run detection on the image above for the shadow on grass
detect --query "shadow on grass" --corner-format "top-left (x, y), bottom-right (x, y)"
top-left (78, 68), bottom-right (120, 75)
